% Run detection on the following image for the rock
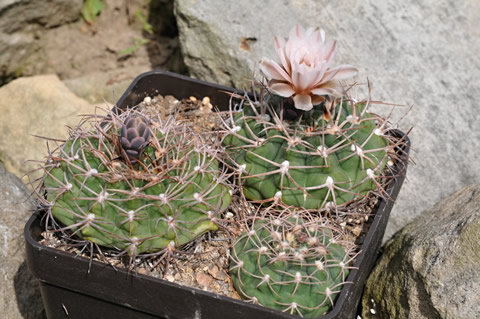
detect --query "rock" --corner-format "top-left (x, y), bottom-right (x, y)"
top-left (0, 0), bottom-right (83, 81)
top-left (174, 0), bottom-right (294, 89)
top-left (173, 0), bottom-right (480, 240)
top-left (361, 184), bottom-right (480, 319)
top-left (63, 66), bottom-right (150, 104)
top-left (0, 74), bottom-right (96, 185)
top-left (0, 163), bottom-right (45, 318)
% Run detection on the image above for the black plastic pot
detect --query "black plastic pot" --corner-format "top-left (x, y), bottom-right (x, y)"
top-left (25, 71), bottom-right (410, 319)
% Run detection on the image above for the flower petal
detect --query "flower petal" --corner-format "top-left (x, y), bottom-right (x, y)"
top-left (324, 65), bottom-right (358, 81)
top-left (289, 24), bottom-right (306, 41)
top-left (274, 36), bottom-right (290, 73)
top-left (311, 81), bottom-right (341, 96)
top-left (308, 27), bottom-right (325, 44)
top-left (292, 64), bottom-right (322, 91)
top-left (269, 82), bottom-right (296, 97)
top-left (293, 93), bottom-right (313, 111)
top-left (322, 40), bottom-right (337, 64)
top-left (285, 25), bottom-right (305, 58)
top-left (259, 58), bottom-right (291, 82)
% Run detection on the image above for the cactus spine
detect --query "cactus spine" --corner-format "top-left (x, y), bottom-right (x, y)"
top-left (41, 108), bottom-right (232, 256)
top-left (223, 90), bottom-right (396, 211)
top-left (230, 208), bottom-right (353, 317)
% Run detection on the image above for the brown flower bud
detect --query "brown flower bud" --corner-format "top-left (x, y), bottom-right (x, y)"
top-left (120, 115), bottom-right (150, 163)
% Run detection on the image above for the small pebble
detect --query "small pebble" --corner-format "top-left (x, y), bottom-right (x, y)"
top-left (189, 96), bottom-right (197, 102)
top-left (202, 96), bottom-right (210, 105)
top-left (143, 96), bottom-right (152, 104)
top-left (196, 272), bottom-right (213, 288)
top-left (352, 226), bottom-right (362, 237)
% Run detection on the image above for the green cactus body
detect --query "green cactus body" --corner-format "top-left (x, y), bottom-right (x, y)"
top-left (44, 111), bottom-right (231, 255)
top-left (224, 96), bottom-right (390, 209)
top-left (230, 212), bottom-right (351, 317)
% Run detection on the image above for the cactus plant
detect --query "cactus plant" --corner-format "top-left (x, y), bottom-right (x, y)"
top-left (40, 107), bottom-right (232, 256)
top-left (223, 93), bottom-right (397, 210)
top-left (223, 25), bottom-right (401, 211)
top-left (224, 24), bottom-right (409, 317)
top-left (229, 208), bottom-right (353, 317)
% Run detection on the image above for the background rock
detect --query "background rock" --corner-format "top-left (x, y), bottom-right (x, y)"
top-left (0, 74), bottom-right (96, 185)
top-left (0, 163), bottom-right (45, 318)
top-left (361, 184), bottom-right (480, 318)
top-left (174, 0), bottom-right (480, 240)
top-left (63, 66), bottom-right (151, 104)
top-left (0, 0), bottom-right (83, 81)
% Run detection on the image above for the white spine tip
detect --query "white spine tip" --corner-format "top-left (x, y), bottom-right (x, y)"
top-left (259, 114), bottom-right (271, 122)
top-left (326, 176), bottom-right (334, 187)
top-left (366, 168), bottom-right (375, 178)
top-left (238, 164), bottom-right (247, 174)
top-left (326, 287), bottom-right (332, 296)
top-left (295, 272), bottom-right (302, 281)
top-left (273, 219), bottom-right (282, 226)
top-left (315, 260), bottom-right (324, 270)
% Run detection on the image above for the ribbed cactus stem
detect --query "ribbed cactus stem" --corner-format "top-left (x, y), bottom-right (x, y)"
top-left (223, 86), bottom-right (403, 211)
top-left (229, 209), bottom-right (353, 318)
top-left (41, 108), bottom-right (232, 257)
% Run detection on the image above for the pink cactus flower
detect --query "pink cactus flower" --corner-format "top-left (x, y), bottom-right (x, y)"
top-left (259, 24), bottom-right (358, 111)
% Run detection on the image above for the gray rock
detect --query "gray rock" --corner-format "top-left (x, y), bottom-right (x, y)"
top-left (0, 74), bottom-right (96, 185)
top-left (173, 0), bottom-right (480, 240)
top-left (0, 0), bottom-right (82, 80)
top-left (63, 66), bottom-right (151, 104)
top-left (361, 184), bottom-right (480, 319)
top-left (0, 163), bottom-right (45, 319)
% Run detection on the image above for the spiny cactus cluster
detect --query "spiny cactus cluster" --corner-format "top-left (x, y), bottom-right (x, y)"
top-left (229, 207), bottom-right (354, 318)
top-left (34, 22), bottom-right (409, 319)
top-left (40, 107), bottom-right (232, 257)
top-left (223, 88), bottom-right (401, 211)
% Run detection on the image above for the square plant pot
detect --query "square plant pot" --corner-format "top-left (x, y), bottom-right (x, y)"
top-left (25, 70), bottom-right (410, 319)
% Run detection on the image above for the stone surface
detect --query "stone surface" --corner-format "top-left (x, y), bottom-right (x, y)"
top-left (0, 163), bottom-right (45, 318)
top-left (361, 184), bottom-right (480, 319)
top-left (173, 0), bottom-right (480, 240)
top-left (63, 66), bottom-right (151, 104)
top-left (0, 74), bottom-right (96, 185)
top-left (0, 0), bottom-right (83, 80)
